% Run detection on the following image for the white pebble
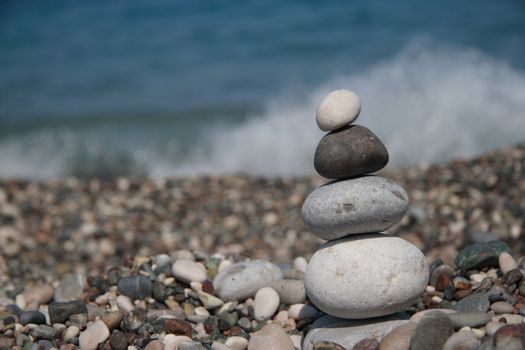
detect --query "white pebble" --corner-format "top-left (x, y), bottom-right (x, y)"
top-left (288, 304), bottom-right (318, 321)
top-left (469, 273), bottom-right (485, 283)
top-left (172, 259), bottom-right (208, 283)
top-left (211, 342), bottom-right (231, 350)
top-left (254, 287), bottom-right (280, 321)
top-left (499, 252), bottom-right (518, 274)
top-left (116, 295), bottom-right (134, 313)
top-left (492, 314), bottom-right (523, 324)
top-left (293, 257), bottom-right (307, 273)
top-left (316, 89), bottom-right (361, 131)
top-left (63, 325), bottom-right (80, 341)
top-left (225, 336), bottom-right (248, 350)
top-left (190, 282), bottom-right (203, 293)
top-left (432, 295), bottom-right (443, 304)
top-left (79, 320), bottom-right (110, 350)
top-left (486, 321), bottom-right (504, 336)
top-left (163, 335), bottom-right (192, 350)
top-left (218, 259), bottom-right (233, 272)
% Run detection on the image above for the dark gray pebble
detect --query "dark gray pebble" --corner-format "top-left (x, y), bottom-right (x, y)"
top-left (117, 275), bottom-right (152, 300)
top-left (31, 325), bottom-right (57, 340)
top-left (20, 310), bottom-right (46, 325)
top-left (49, 300), bottom-right (87, 324)
top-left (455, 293), bottom-right (490, 313)
top-left (410, 312), bottom-right (454, 350)
top-left (314, 125), bottom-right (389, 179)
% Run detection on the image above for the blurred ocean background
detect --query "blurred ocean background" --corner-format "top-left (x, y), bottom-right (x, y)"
top-left (1, 0), bottom-right (525, 179)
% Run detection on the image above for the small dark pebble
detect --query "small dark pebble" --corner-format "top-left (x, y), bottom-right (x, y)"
top-left (505, 269), bottom-right (523, 285)
top-left (117, 275), bottom-right (152, 300)
top-left (20, 310), bottom-right (46, 325)
top-left (165, 318), bottom-right (192, 337)
top-left (31, 325), bottom-right (57, 340)
top-left (455, 294), bottom-right (490, 313)
top-left (121, 310), bottom-right (146, 333)
top-left (49, 300), bottom-right (87, 324)
top-left (455, 241), bottom-right (511, 271)
top-left (109, 330), bottom-right (128, 350)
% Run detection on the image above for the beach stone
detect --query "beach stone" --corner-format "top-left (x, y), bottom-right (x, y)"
top-left (116, 295), bottom-right (135, 313)
top-left (180, 341), bottom-right (206, 350)
top-left (172, 259), bottom-right (208, 284)
top-left (491, 301), bottom-right (514, 314)
top-left (79, 320), bottom-right (110, 350)
top-left (117, 275), bottom-right (152, 300)
top-left (63, 325), bottom-right (80, 341)
top-left (312, 341), bottom-right (345, 350)
top-left (305, 234), bottom-right (428, 318)
top-left (493, 324), bottom-right (525, 349)
top-left (314, 125), bottom-right (388, 179)
top-left (20, 310), bottom-right (46, 325)
top-left (269, 279), bottom-right (306, 304)
top-left (379, 322), bottom-right (417, 350)
top-left (165, 318), bottom-right (192, 337)
top-left (499, 252), bottom-right (518, 274)
top-left (455, 241), bottom-right (511, 271)
top-left (316, 89), bottom-right (361, 131)
top-left (254, 287), bottom-right (280, 321)
top-left (443, 330), bottom-right (480, 350)
top-left (447, 312), bottom-right (491, 329)
top-left (214, 260), bottom-right (283, 301)
top-left (55, 273), bottom-right (86, 302)
top-left (108, 330), bottom-right (128, 350)
top-left (144, 340), bottom-right (164, 350)
top-left (49, 300), bottom-right (87, 324)
top-left (164, 335), bottom-right (192, 350)
top-left (302, 177), bottom-right (409, 240)
top-left (288, 303), bottom-right (318, 320)
top-left (248, 324), bottom-right (294, 350)
top-left (31, 325), bottom-right (58, 339)
top-left (486, 321), bottom-right (505, 336)
top-left (410, 309), bottom-right (456, 323)
top-left (409, 312), bottom-right (454, 350)
top-left (293, 257), bottom-right (307, 273)
top-left (303, 314), bottom-right (409, 350)
top-left (455, 294), bottom-right (490, 313)
top-left (225, 336), bottom-right (249, 350)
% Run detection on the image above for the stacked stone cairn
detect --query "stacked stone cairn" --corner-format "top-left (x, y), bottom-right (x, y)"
top-left (302, 89), bottom-right (429, 325)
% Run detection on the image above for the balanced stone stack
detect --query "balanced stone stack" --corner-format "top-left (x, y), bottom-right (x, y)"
top-left (303, 89), bottom-right (429, 320)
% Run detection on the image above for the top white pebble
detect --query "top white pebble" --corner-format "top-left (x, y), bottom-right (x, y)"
top-left (316, 89), bottom-right (361, 131)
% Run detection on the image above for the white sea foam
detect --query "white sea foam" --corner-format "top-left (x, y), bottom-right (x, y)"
top-left (1, 41), bottom-right (525, 179)
top-left (167, 41), bottom-right (525, 176)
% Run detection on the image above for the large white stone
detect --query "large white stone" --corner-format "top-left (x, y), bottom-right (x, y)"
top-left (301, 176), bottom-right (409, 240)
top-left (213, 260), bottom-right (283, 301)
top-left (172, 259), bottom-right (208, 284)
top-left (254, 287), bottom-right (280, 320)
top-left (316, 89), bottom-right (361, 131)
top-left (303, 314), bottom-right (409, 350)
top-left (305, 234), bottom-right (428, 319)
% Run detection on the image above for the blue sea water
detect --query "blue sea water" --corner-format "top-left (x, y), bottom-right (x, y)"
top-left (1, 0), bottom-right (525, 178)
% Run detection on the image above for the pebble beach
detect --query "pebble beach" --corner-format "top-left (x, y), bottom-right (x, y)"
top-left (1, 143), bottom-right (525, 349)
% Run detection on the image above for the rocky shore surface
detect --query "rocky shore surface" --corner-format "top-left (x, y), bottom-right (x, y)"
top-left (1, 143), bottom-right (525, 349)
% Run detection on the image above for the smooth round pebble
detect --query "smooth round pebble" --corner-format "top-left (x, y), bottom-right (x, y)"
top-left (63, 325), bottom-right (80, 341)
top-left (293, 257), bottom-right (307, 273)
top-left (314, 125), bottom-right (388, 179)
top-left (301, 177), bottom-right (409, 240)
top-left (225, 336), bottom-right (249, 350)
top-left (116, 295), bottom-right (135, 313)
top-left (269, 279), bottom-right (306, 304)
top-left (288, 304), bottom-right (318, 320)
top-left (410, 309), bottom-right (456, 323)
top-left (248, 324), bottom-right (294, 350)
top-left (305, 234), bottom-right (428, 318)
top-left (164, 335), bottom-right (192, 350)
top-left (486, 321), bottom-right (505, 336)
top-left (490, 301), bottom-right (514, 314)
top-left (117, 275), bottom-right (152, 300)
top-left (410, 313), bottom-right (454, 350)
top-left (498, 252), bottom-right (518, 274)
top-left (214, 260), bottom-right (283, 301)
top-left (172, 259), bottom-right (208, 284)
top-left (20, 310), bottom-right (46, 325)
top-left (79, 320), bottom-right (110, 350)
top-left (316, 89), bottom-right (361, 131)
top-left (443, 330), bottom-right (480, 350)
top-left (254, 287), bottom-right (280, 321)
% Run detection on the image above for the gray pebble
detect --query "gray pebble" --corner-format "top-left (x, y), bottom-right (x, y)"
top-left (20, 310), bottom-right (46, 325)
top-left (410, 312), bottom-right (454, 350)
top-left (54, 273), bottom-right (86, 302)
top-left (49, 300), bottom-right (87, 324)
top-left (213, 260), bottom-right (283, 301)
top-left (31, 325), bottom-right (58, 340)
top-left (301, 176), bottom-right (409, 240)
top-left (117, 275), bottom-right (152, 300)
top-left (269, 279), bottom-right (306, 304)
top-left (447, 312), bottom-right (491, 329)
top-left (455, 294), bottom-right (490, 313)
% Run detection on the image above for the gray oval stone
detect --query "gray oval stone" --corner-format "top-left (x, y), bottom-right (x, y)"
top-left (314, 125), bottom-right (388, 179)
top-left (301, 176), bottom-right (409, 240)
top-left (303, 314), bottom-right (409, 350)
top-left (213, 260), bottom-right (283, 301)
top-left (305, 234), bottom-right (428, 319)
